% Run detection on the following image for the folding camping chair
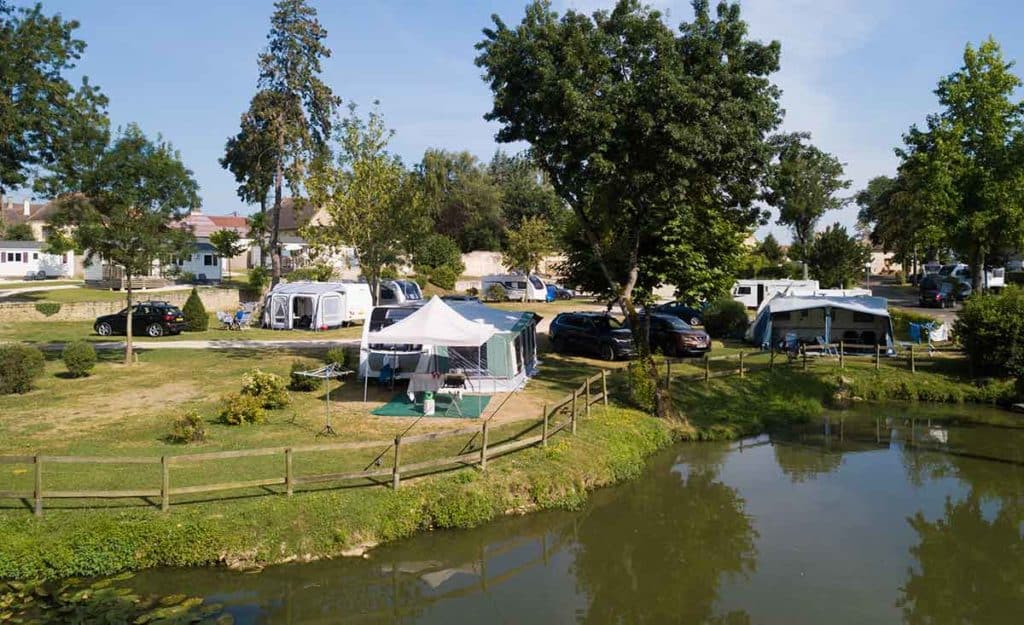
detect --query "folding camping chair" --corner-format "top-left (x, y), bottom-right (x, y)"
top-left (783, 332), bottom-right (801, 363)
top-left (436, 372), bottom-right (468, 417)
top-left (215, 311), bottom-right (235, 330)
top-left (816, 336), bottom-right (838, 357)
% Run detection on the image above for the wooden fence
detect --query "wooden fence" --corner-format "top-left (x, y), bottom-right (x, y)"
top-left (660, 340), bottom-right (949, 386)
top-left (0, 371), bottom-right (610, 517)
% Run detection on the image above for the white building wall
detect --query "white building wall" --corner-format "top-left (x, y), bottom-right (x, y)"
top-left (0, 247), bottom-right (73, 278)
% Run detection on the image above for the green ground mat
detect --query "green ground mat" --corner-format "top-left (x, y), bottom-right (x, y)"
top-left (371, 393), bottom-right (491, 418)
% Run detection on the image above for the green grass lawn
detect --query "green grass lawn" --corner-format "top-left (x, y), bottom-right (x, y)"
top-left (0, 279), bottom-right (83, 289)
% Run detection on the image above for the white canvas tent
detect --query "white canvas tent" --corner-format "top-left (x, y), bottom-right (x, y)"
top-left (359, 296), bottom-right (541, 399)
top-left (262, 281), bottom-right (372, 330)
top-left (746, 294), bottom-right (895, 352)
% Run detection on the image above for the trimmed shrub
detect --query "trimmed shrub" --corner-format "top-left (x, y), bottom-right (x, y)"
top-left (34, 302), bottom-right (61, 317)
top-left (324, 347), bottom-right (350, 368)
top-left (627, 361), bottom-right (656, 412)
top-left (219, 393), bottom-right (267, 425)
top-left (289, 360), bottom-right (322, 391)
top-left (248, 266), bottom-right (269, 290)
top-left (170, 410), bottom-right (206, 443)
top-left (703, 297), bottom-right (748, 339)
top-left (484, 283), bottom-right (507, 302)
top-left (240, 368), bottom-right (289, 408)
top-left (61, 341), bottom-right (97, 378)
top-left (182, 287), bottom-right (208, 331)
top-left (413, 234), bottom-right (465, 290)
top-left (288, 263), bottom-right (335, 282)
top-left (0, 343), bottom-right (46, 395)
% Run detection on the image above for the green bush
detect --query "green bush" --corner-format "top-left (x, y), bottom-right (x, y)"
top-left (0, 343), bottom-right (45, 395)
top-left (627, 361), bottom-right (656, 412)
top-left (179, 271), bottom-right (195, 283)
top-left (61, 341), bottom-right (97, 378)
top-left (413, 234), bottom-right (465, 290)
top-left (703, 297), bottom-right (748, 339)
top-left (954, 286), bottom-right (1024, 378)
top-left (169, 410), bottom-right (206, 443)
top-left (289, 360), bottom-right (322, 391)
top-left (288, 263), bottom-right (335, 282)
top-left (240, 368), bottom-right (289, 408)
top-left (248, 266), bottom-right (269, 290)
top-left (484, 283), bottom-right (507, 302)
top-left (325, 347), bottom-right (350, 368)
top-left (34, 302), bottom-right (61, 317)
top-left (181, 287), bottom-right (208, 331)
top-left (218, 393), bottom-right (267, 425)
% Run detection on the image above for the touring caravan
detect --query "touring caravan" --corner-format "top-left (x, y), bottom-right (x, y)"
top-left (732, 279), bottom-right (819, 309)
top-left (481, 274), bottom-right (548, 302)
top-left (262, 281), bottom-right (373, 330)
top-left (378, 279), bottom-right (423, 306)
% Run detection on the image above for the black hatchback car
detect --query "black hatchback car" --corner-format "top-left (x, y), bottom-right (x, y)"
top-left (94, 301), bottom-right (187, 337)
top-left (549, 312), bottom-right (634, 361)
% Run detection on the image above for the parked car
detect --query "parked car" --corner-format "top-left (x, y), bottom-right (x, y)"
top-left (651, 301), bottom-right (704, 326)
top-left (919, 275), bottom-right (968, 308)
top-left (549, 312), bottom-right (634, 361)
top-left (545, 284), bottom-right (575, 301)
top-left (94, 301), bottom-right (187, 337)
top-left (910, 262), bottom-right (943, 286)
top-left (636, 313), bottom-right (712, 357)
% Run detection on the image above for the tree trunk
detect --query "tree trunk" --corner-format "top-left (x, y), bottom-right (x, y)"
top-left (971, 247), bottom-right (985, 293)
top-left (124, 272), bottom-right (134, 366)
top-left (269, 130), bottom-right (285, 287)
top-left (259, 196), bottom-right (269, 270)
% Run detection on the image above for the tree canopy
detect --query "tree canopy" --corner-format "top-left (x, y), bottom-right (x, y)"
top-left (805, 224), bottom-right (870, 288)
top-left (0, 1), bottom-right (109, 196)
top-left (477, 0), bottom-right (782, 417)
top-left (47, 124), bottom-right (199, 363)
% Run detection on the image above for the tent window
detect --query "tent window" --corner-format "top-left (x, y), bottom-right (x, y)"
top-left (774, 311), bottom-right (791, 321)
top-left (800, 310), bottom-right (809, 319)
top-left (449, 346), bottom-right (487, 372)
top-left (853, 312), bottom-right (875, 323)
top-left (323, 296), bottom-right (340, 317)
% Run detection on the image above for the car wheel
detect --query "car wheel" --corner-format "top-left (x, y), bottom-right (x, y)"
top-left (600, 343), bottom-right (616, 361)
top-left (96, 322), bottom-right (113, 336)
top-left (146, 323), bottom-right (164, 338)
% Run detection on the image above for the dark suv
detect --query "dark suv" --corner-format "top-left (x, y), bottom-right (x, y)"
top-left (549, 312), bottom-right (634, 361)
top-left (919, 275), bottom-right (965, 309)
top-left (638, 313), bottom-right (711, 357)
top-left (94, 301), bottom-right (187, 337)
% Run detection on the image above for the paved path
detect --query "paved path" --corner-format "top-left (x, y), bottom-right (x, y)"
top-left (39, 338), bottom-right (361, 351)
top-left (870, 279), bottom-right (959, 325)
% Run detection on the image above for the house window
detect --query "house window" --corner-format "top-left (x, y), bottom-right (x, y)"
top-left (853, 312), bottom-right (875, 323)
top-left (203, 254), bottom-right (217, 266)
top-left (13, 252), bottom-right (22, 263)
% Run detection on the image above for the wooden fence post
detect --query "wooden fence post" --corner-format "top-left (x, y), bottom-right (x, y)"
top-left (739, 352), bottom-right (745, 378)
top-left (704, 354), bottom-right (710, 383)
top-left (160, 456), bottom-right (169, 512)
top-left (875, 344), bottom-right (881, 370)
top-left (839, 341), bottom-right (845, 369)
top-left (769, 348), bottom-right (775, 370)
top-left (480, 420), bottom-right (489, 470)
top-left (285, 448), bottom-right (293, 497)
top-left (542, 404), bottom-right (549, 447)
top-left (665, 358), bottom-right (672, 387)
top-left (392, 437), bottom-right (402, 489)
top-left (585, 377), bottom-right (591, 420)
top-left (802, 346), bottom-right (808, 370)
top-left (601, 370), bottom-right (609, 409)
top-left (571, 389), bottom-right (577, 423)
top-left (910, 344), bottom-right (916, 374)
top-left (33, 455), bottom-right (42, 517)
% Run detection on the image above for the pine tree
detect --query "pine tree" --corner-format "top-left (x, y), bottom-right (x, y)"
top-left (182, 287), bottom-right (208, 332)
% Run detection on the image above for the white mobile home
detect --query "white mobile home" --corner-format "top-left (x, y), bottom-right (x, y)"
top-left (482, 274), bottom-right (548, 302)
top-left (0, 241), bottom-right (73, 279)
top-left (262, 281), bottom-right (373, 330)
top-left (174, 242), bottom-right (222, 282)
top-left (732, 279), bottom-right (819, 309)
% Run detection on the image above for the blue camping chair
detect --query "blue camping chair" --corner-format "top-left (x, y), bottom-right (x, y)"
top-left (379, 362), bottom-right (396, 390)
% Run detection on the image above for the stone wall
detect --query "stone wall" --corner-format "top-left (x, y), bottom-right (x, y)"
top-left (0, 287), bottom-right (242, 322)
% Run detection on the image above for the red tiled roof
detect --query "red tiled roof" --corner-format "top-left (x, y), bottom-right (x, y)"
top-left (178, 212), bottom-right (249, 238)
top-left (0, 199), bottom-right (57, 225)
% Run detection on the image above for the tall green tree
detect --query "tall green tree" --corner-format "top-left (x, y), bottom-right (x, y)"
top-left (417, 149), bottom-right (504, 252)
top-left (901, 38), bottom-right (1024, 292)
top-left (758, 233), bottom-right (784, 265)
top-left (489, 150), bottom-right (567, 233)
top-left (2, 222), bottom-right (34, 241)
top-left (0, 1), bottom-right (109, 196)
top-left (766, 132), bottom-right (850, 278)
top-left (477, 0), bottom-right (782, 418)
top-left (805, 224), bottom-right (870, 288)
top-left (233, 0), bottom-right (340, 287)
top-left (47, 125), bottom-right (199, 364)
top-left (502, 215), bottom-right (554, 277)
top-left (304, 105), bottom-right (427, 304)
top-left (208, 228), bottom-right (247, 278)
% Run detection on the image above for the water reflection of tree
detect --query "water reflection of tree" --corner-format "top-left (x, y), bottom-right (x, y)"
top-left (772, 443), bottom-right (843, 483)
top-left (571, 451), bottom-right (756, 625)
top-left (898, 494), bottom-right (1024, 625)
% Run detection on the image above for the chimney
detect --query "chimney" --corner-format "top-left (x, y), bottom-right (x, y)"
top-left (23, 198), bottom-right (31, 217)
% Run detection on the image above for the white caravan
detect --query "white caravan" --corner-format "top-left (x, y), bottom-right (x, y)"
top-left (481, 273), bottom-right (547, 302)
top-left (263, 281), bottom-right (372, 330)
top-left (377, 279), bottom-right (423, 306)
top-left (732, 279), bottom-right (819, 309)
top-left (0, 241), bottom-right (73, 279)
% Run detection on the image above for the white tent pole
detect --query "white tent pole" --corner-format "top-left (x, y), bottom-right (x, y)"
top-left (362, 356), bottom-right (368, 403)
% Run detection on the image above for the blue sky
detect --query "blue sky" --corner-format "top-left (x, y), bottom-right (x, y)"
top-left (24, 0), bottom-right (1024, 242)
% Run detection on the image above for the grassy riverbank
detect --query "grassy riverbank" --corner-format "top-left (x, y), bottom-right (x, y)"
top-left (0, 404), bottom-right (677, 580)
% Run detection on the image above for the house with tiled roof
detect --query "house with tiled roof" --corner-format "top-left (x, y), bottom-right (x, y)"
top-left (0, 197), bottom-right (58, 241)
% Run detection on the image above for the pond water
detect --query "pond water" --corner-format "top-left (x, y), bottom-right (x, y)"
top-left (125, 403), bottom-right (1024, 624)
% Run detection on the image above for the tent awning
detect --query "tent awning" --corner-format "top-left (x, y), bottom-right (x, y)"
top-left (369, 296), bottom-right (497, 347)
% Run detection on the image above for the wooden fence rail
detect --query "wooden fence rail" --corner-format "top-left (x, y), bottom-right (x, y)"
top-left (0, 371), bottom-right (610, 517)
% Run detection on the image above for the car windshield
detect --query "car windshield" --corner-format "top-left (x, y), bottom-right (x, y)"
top-left (938, 266), bottom-right (954, 276)
top-left (921, 276), bottom-right (940, 289)
top-left (595, 316), bottom-right (623, 330)
top-left (655, 315), bottom-right (692, 330)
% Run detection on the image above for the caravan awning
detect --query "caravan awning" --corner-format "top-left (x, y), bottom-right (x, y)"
top-left (369, 296), bottom-right (497, 347)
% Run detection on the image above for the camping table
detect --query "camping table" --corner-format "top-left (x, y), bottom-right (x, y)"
top-left (407, 373), bottom-right (444, 402)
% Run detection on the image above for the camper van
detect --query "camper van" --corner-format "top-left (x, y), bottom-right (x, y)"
top-left (939, 263), bottom-right (1005, 292)
top-left (263, 281), bottom-right (373, 330)
top-left (732, 279), bottom-right (819, 309)
top-left (481, 274), bottom-right (548, 302)
top-left (378, 279), bottom-right (423, 306)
